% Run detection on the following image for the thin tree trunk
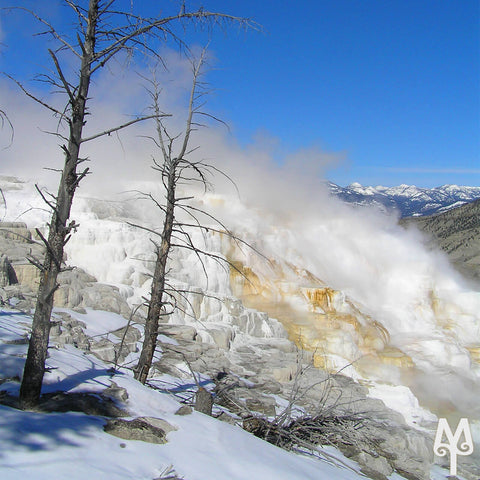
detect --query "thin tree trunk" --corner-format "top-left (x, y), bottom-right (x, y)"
top-left (19, 0), bottom-right (98, 409)
top-left (134, 163), bottom-right (176, 384)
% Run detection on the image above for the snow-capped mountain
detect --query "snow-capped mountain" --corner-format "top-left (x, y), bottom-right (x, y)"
top-left (328, 181), bottom-right (480, 217)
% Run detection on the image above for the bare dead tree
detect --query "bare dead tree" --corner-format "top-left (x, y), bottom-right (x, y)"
top-left (3, 0), bottom-right (255, 409)
top-left (133, 50), bottom-right (262, 384)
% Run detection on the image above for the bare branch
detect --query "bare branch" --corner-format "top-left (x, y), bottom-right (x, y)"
top-left (3, 74), bottom-right (68, 120)
top-left (6, 6), bottom-right (82, 59)
top-left (91, 11), bottom-right (257, 75)
top-left (48, 49), bottom-right (75, 103)
top-left (35, 184), bottom-right (57, 214)
top-left (80, 114), bottom-right (168, 143)
top-left (35, 228), bottom-right (62, 271)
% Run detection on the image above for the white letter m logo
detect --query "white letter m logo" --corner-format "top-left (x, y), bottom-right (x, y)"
top-left (434, 418), bottom-right (473, 476)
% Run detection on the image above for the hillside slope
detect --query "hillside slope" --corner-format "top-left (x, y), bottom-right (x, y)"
top-left (401, 198), bottom-right (480, 282)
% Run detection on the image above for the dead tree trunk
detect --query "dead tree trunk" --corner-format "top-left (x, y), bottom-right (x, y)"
top-left (19, 0), bottom-right (98, 409)
top-left (133, 51), bottom-right (206, 383)
top-left (134, 160), bottom-right (177, 383)
top-left (9, 1), bottom-right (254, 408)
top-left (133, 50), bottom-right (262, 383)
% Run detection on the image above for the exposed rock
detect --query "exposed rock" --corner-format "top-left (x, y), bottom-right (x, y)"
top-left (206, 326), bottom-right (235, 349)
top-left (0, 195), bottom-right (437, 478)
top-left (175, 405), bottom-right (193, 416)
top-left (251, 375), bottom-right (283, 395)
top-left (194, 387), bottom-right (213, 415)
top-left (0, 254), bottom-right (17, 287)
top-left (216, 411), bottom-right (238, 425)
top-left (54, 268), bottom-right (131, 316)
top-left (50, 312), bottom-right (90, 350)
top-left (110, 325), bottom-right (141, 355)
top-left (49, 311), bottom-right (140, 364)
top-left (13, 263), bottom-right (40, 291)
top-left (0, 239), bottom-right (132, 315)
top-left (334, 418), bottom-right (432, 480)
top-left (353, 451), bottom-right (393, 479)
top-left (0, 222), bottom-right (32, 242)
top-left (0, 287), bottom-right (6, 304)
top-left (102, 381), bottom-right (129, 403)
top-left (103, 417), bottom-right (173, 444)
top-left (245, 397), bottom-right (276, 416)
top-left (152, 337), bottom-right (232, 380)
top-left (158, 324), bottom-right (197, 341)
top-left (0, 225), bottom-right (44, 292)
top-left (0, 283), bottom-right (36, 310)
top-left (137, 416), bottom-right (177, 435)
top-left (213, 373), bottom-right (277, 417)
top-left (90, 338), bottom-right (117, 363)
top-left (38, 391), bottom-right (127, 417)
top-left (230, 309), bottom-right (287, 338)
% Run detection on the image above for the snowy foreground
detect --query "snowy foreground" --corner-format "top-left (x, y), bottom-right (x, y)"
top-left (0, 308), bottom-right (453, 480)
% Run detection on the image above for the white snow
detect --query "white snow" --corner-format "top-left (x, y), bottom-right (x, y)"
top-left (0, 308), bottom-right (372, 480)
top-left (0, 307), bottom-right (465, 479)
top-left (366, 383), bottom-right (437, 428)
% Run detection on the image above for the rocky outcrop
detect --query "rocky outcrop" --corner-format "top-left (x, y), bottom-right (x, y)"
top-left (38, 390), bottom-right (128, 417)
top-left (0, 222), bottom-right (32, 243)
top-left (103, 417), bottom-right (177, 444)
top-left (0, 283), bottom-right (36, 310)
top-left (55, 269), bottom-right (131, 316)
top-left (50, 310), bottom-right (140, 364)
top-left (0, 222), bottom-right (131, 316)
top-left (0, 222), bottom-right (43, 292)
top-left (0, 254), bottom-right (17, 287)
top-left (146, 317), bottom-right (435, 480)
top-left (50, 311), bottom-right (91, 350)
top-left (13, 263), bottom-right (40, 291)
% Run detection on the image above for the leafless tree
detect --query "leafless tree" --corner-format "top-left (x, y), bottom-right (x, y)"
top-left (2, 0), bottom-right (254, 409)
top-left (132, 50), bottom-right (260, 384)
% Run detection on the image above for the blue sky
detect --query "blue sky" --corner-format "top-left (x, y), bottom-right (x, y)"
top-left (1, 0), bottom-right (479, 187)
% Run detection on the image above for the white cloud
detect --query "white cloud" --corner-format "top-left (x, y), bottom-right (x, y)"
top-left (0, 47), bottom-right (347, 205)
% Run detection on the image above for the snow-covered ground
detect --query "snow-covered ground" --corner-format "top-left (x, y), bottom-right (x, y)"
top-left (0, 307), bottom-right (417, 480)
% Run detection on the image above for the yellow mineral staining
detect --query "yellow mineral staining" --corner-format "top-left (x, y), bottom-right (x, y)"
top-left (377, 347), bottom-right (415, 368)
top-left (311, 352), bottom-right (338, 370)
top-left (466, 345), bottom-right (480, 364)
top-left (358, 322), bottom-right (390, 353)
top-left (428, 290), bottom-right (461, 332)
top-left (229, 261), bottom-right (274, 299)
top-left (304, 287), bottom-right (337, 313)
top-left (227, 255), bottom-right (417, 376)
top-left (355, 347), bottom-right (415, 380)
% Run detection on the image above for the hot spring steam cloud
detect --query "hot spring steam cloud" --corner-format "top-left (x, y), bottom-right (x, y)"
top-left (2, 173), bottom-right (480, 420)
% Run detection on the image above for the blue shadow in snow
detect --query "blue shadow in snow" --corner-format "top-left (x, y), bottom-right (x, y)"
top-left (0, 404), bottom-right (104, 455)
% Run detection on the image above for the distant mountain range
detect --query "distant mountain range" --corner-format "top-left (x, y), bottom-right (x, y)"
top-left (328, 182), bottom-right (480, 217)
